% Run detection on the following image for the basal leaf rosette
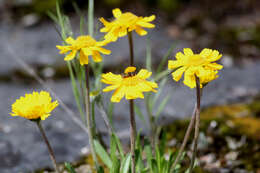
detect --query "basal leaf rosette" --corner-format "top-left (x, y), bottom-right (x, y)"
top-left (101, 66), bottom-right (158, 102)
top-left (100, 8), bottom-right (155, 42)
top-left (168, 48), bottom-right (223, 88)
top-left (56, 35), bottom-right (111, 65)
top-left (10, 91), bottom-right (59, 120)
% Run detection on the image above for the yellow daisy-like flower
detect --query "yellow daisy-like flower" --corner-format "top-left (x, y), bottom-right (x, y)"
top-left (100, 8), bottom-right (155, 42)
top-left (56, 35), bottom-right (111, 65)
top-left (10, 91), bottom-right (59, 120)
top-left (101, 66), bottom-right (158, 102)
top-left (168, 48), bottom-right (223, 88)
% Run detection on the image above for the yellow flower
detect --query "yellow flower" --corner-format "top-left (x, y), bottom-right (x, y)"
top-left (10, 91), bottom-right (59, 120)
top-left (100, 8), bottom-right (155, 42)
top-left (168, 48), bottom-right (223, 88)
top-left (101, 66), bottom-right (158, 102)
top-left (56, 35), bottom-right (111, 65)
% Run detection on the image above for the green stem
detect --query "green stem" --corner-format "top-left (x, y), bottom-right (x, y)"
top-left (36, 121), bottom-right (60, 173)
top-left (88, 0), bottom-right (94, 37)
top-left (85, 65), bottom-right (99, 169)
top-left (189, 76), bottom-right (201, 172)
top-left (171, 104), bottom-right (196, 170)
top-left (127, 31), bottom-right (136, 173)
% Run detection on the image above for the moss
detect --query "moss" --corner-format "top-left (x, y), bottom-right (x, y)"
top-left (164, 101), bottom-right (260, 171)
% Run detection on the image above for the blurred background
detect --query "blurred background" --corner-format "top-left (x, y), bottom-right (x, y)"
top-left (0, 0), bottom-right (260, 172)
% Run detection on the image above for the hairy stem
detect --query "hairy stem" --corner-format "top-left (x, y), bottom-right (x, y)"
top-left (189, 76), bottom-right (201, 172)
top-left (36, 121), bottom-right (60, 173)
top-left (85, 65), bottom-right (99, 169)
top-left (171, 104), bottom-right (197, 170)
top-left (128, 31), bottom-right (136, 173)
top-left (130, 100), bottom-right (136, 173)
top-left (128, 32), bottom-right (134, 66)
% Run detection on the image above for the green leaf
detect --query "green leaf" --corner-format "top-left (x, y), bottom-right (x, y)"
top-left (156, 43), bottom-right (176, 74)
top-left (88, 0), bottom-right (94, 36)
top-left (64, 162), bottom-right (76, 173)
top-left (112, 133), bottom-right (124, 159)
top-left (94, 140), bottom-right (112, 169)
top-left (155, 94), bottom-right (170, 119)
top-left (67, 61), bottom-right (85, 121)
top-left (134, 104), bottom-right (147, 128)
top-left (146, 38), bottom-right (152, 72)
top-left (121, 153), bottom-right (131, 173)
top-left (154, 69), bottom-right (171, 82)
top-left (46, 11), bottom-right (58, 24)
top-left (111, 158), bottom-right (120, 173)
top-left (108, 102), bottom-right (114, 127)
top-left (151, 77), bottom-right (167, 108)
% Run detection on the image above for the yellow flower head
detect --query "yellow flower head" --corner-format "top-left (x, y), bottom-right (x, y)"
top-left (168, 48), bottom-right (223, 88)
top-left (100, 8), bottom-right (155, 42)
top-left (56, 35), bottom-right (111, 65)
top-left (101, 66), bottom-right (158, 102)
top-left (10, 91), bottom-right (59, 120)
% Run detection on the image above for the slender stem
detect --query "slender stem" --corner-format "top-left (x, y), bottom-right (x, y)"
top-left (189, 76), bottom-right (201, 172)
top-left (130, 100), bottom-right (136, 173)
top-left (145, 94), bottom-right (156, 151)
top-left (127, 32), bottom-right (134, 66)
top-left (88, 0), bottom-right (94, 37)
top-left (85, 65), bottom-right (99, 169)
top-left (36, 121), bottom-right (60, 173)
top-left (171, 104), bottom-right (197, 170)
top-left (127, 31), bottom-right (136, 173)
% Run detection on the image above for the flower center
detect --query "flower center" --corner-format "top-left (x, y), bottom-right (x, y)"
top-left (122, 76), bottom-right (142, 86)
top-left (187, 54), bottom-right (206, 66)
top-left (116, 13), bottom-right (138, 25)
top-left (75, 36), bottom-right (96, 49)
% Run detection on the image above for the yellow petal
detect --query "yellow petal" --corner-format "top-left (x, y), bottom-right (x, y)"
top-left (64, 50), bottom-right (77, 61)
top-left (112, 8), bottom-right (122, 18)
top-left (124, 66), bottom-right (136, 74)
top-left (111, 86), bottom-right (125, 102)
top-left (65, 37), bottom-right (75, 44)
top-left (79, 50), bottom-right (89, 65)
top-left (168, 60), bottom-right (183, 69)
top-left (176, 52), bottom-right (185, 60)
top-left (183, 48), bottom-right (193, 56)
top-left (92, 47), bottom-right (111, 55)
top-left (118, 27), bottom-right (128, 37)
top-left (172, 67), bottom-right (186, 81)
top-left (137, 20), bottom-right (155, 28)
top-left (208, 50), bottom-right (222, 61)
top-left (56, 45), bottom-right (71, 54)
top-left (137, 69), bottom-right (152, 79)
top-left (92, 51), bottom-right (102, 62)
top-left (183, 69), bottom-right (196, 88)
top-left (143, 15), bottom-right (156, 22)
top-left (101, 73), bottom-right (122, 84)
top-left (99, 17), bottom-right (109, 26)
top-left (135, 26), bottom-right (147, 36)
top-left (200, 48), bottom-right (212, 57)
top-left (103, 84), bottom-right (119, 92)
top-left (206, 63), bottom-right (223, 70)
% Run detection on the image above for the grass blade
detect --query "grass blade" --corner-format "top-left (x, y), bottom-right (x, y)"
top-left (156, 43), bottom-right (176, 74)
top-left (155, 94), bottom-right (171, 119)
top-left (94, 140), bottom-right (112, 169)
top-left (146, 38), bottom-right (152, 72)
